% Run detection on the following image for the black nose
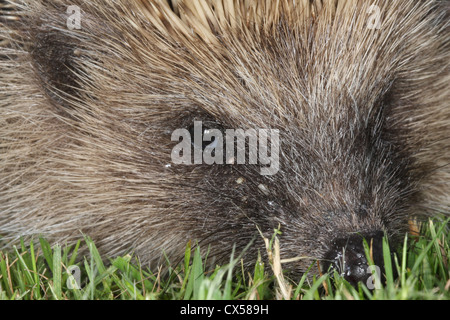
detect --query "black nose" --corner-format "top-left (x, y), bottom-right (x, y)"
top-left (322, 232), bottom-right (386, 287)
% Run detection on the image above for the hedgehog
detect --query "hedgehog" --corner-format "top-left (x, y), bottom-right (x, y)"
top-left (0, 0), bottom-right (449, 286)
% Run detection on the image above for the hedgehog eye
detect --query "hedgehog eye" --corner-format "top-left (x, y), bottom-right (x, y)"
top-left (188, 121), bottom-right (224, 151)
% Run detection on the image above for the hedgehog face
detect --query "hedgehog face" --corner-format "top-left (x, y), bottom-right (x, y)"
top-left (163, 92), bottom-right (410, 281)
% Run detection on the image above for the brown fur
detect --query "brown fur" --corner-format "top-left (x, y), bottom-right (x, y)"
top-left (0, 0), bottom-right (449, 278)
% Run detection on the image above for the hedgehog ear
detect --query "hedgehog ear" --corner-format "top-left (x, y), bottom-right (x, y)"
top-left (30, 28), bottom-right (84, 111)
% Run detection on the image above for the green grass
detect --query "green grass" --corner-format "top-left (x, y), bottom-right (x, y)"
top-left (0, 218), bottom-right (448, 300)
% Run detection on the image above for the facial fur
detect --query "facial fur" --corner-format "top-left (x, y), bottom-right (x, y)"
top-left (0, 0), bottom-right (449, 279)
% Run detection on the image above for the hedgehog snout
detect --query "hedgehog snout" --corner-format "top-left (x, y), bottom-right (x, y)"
top-left (322, 232), bottom-right (387, 288)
